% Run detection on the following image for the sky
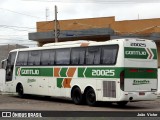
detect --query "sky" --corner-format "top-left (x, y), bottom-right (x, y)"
top-left (0, 0), bottom-right (160, 47)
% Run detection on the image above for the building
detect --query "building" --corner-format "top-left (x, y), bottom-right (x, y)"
top-left (29, 16), bottom-right (160, 66)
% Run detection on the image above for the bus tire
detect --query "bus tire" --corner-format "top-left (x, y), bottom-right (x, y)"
top-left (85, 88), bottom-right (96, 106)
top-left (71, 87), bottom-right (83, 105)
top-left (117, 101), bottom-right (128, 106)
top-left (17, 84), bottom-right (24, 98)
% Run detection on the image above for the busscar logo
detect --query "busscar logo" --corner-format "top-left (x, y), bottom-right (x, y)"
top-left (131, 43), bottom-right (146, 47)
top-left (133, 80), bottom-right (150, 85)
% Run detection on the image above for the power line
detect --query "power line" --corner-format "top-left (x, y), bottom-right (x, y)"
top-left (0, 25), bottom-right (35, 30)
top-left (0, 35), bottom-right (28, 36)
top-left (0, 25), bottom-right (36, 32)
top-left (0, 7), bottom-right (43, 19)
top-left (0, 42), bottom-right (37, 44)
top-left (0, 22), bottom-right (57, 32)
top-left (0, 26), bottom-right (30, 32)
top-left (0, 43), bottom-right (37, 45)
top-left (0, 23), bottom-right (55, 32)
top-left (0, 38), bottom-right (36, 41)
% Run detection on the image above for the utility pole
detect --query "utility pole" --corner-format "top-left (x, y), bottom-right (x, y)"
top-left (46, 8), bottom-right (49, 21)
top-left (54, 5), bottom-right (58, 43)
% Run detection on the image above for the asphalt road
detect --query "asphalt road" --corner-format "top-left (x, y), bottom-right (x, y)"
top-left (0, 94), bottom-right (160, 120)
top-left (0, 94), bottom-right (160, 111)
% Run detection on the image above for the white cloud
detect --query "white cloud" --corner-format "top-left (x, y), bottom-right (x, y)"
top-left (134, 3), bottom-right (160, 19)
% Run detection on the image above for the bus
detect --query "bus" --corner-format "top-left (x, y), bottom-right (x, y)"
top-left (2, 38), bottom-right (158, 106)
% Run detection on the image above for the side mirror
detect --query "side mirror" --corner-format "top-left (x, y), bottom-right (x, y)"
top-left (1, 59), bottom-right (7, 69)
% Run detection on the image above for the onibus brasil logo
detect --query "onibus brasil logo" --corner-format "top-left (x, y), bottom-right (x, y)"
top-left (17, 68), bottom-right (40, 76)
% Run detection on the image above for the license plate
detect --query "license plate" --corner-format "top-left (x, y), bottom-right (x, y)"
top-left (139, 92), bottom-right (145, 95)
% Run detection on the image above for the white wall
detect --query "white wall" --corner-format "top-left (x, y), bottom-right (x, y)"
top-left (0, 69), bottom-right (5, 91)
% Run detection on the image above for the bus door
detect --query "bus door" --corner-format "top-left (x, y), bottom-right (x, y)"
top-left (5, 52), bottom-right (17, 92)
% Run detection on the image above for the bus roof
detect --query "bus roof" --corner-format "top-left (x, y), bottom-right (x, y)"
top-left (42, 40), bottom-right (96, 47)
top-left (9, 38), bottom-right (154, 53)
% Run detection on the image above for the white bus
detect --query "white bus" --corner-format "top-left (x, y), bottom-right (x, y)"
top-left (2, 38), bottom-right (158, 106)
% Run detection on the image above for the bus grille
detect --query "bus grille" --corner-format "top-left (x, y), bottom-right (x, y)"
top-left (103, 81), bottom-right (116, 98)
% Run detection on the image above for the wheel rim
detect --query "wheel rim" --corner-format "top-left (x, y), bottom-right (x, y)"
top-left (18, 85), bottom-right (23, 96)
top-left (72, 88), bottom-right (82, 104)
top-left (74, 92), bottom-right (80, 102)
top-left (87, 90), bottom-right (95, 104)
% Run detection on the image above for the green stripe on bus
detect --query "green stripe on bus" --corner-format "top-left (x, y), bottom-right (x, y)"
top-left (125, 68), bottom-right (157, 79)
top-left (78, 68), bottom-right (86, 77)
top-left (151, 49), bottom-right (157, 59)
top-left (124, 47), bottom-right (157, 59)
top-left (60, 68), bottom-right (68, 77)
top-left (78, 67), bottom-right (157, 79)
top-left (15, 67), bottom-right (157, 79)
top-left (78, 67), bottom-right (124, 78)
top-left (16, 67), bottom-right (53, 77)
top-left (57, 78), bottom-right (63, 88)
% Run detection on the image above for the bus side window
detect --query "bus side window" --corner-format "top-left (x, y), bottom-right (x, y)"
top-left (86, 46), bottom-right (101, 65)
top-left (6, 52), bottom-right (16, 82)
top-left (41, 50), bottom-right (50, 65)
top-left (41, 50), bottom-right (55, 65)
top-left (49, 50), bottom-right (55, 65)
top-left (56, 48), bottom-right (70, 65)
top-left (16, 51), bottom-right (28, 66)
top-left (71, 47), bottom-right (86, 65)
top-left (28, 51), bottom-right (41, 66)
top-left (101, 45), bottom-right (119, 65)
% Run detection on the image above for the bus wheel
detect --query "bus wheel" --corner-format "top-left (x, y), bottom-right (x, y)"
top-left (71, 87), bottom-right (83, 105)
top-left (17, 84), bottom-right (24, 98)
top-left (86, 88), bottom-right (96, 106)
top-left (117, 101), bottom-right (128, 106)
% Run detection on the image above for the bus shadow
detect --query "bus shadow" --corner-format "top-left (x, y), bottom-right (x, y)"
top-left (94, 102), bottom-right (149, 110)
top-left (12, 95), bottom-right (151, 110)
top-left (13, 94), bottom-right (73, 104)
